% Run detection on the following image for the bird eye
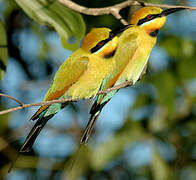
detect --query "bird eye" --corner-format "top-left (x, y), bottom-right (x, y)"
top-left (147, 15), bottom-right (153, 20)
top-left (97, 41), bottom-right (104, 46)
top-left (91, 40), bottom-right (107, 53)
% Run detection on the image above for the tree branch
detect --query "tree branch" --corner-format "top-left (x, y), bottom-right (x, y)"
top-left (0, 93), bottom-right (24, 106)
top-left (57, 0), bottom-right (196, 25)
top-left (0, 81), bottom-right (132, 115)
top-left (58, 0), bottom-right (140, 25)
top-left (58, 0), bottom-right (139, 16)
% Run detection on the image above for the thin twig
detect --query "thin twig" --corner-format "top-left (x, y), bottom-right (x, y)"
top-left (0, 81), bottom-right (132, 116)
top-left (97, 81), bottom-right (132, 94)
top-left (0, 93), bottom-right (24, 106)
top-left (110, 7), bottom-right (128, 25)
top-left (0, 98), bottom-right (74, 115)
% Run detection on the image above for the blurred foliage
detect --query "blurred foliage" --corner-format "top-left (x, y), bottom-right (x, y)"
top-left (0, 0), bottom-right (196, 180)
top-left (0, 20), bottom-right (8, 79)
top-left (15, 0), bottom-right (86, 51)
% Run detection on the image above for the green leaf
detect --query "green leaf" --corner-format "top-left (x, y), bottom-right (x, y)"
top-left (151, 150), bottom-right (174, 180)
top-left (15, 0), bottom-right (86, 50)
top-left (159, 36), bottom-right (182, 59)
top-left (160, 35), bottom-right (196, 80)
top-left (0, 106), bottom-right (9, 134)
top-left (151, 71), bottom-right (176, 116)
top-left (132, 93), bottom-right (150, 109)
top-left (0, 19), bottom-right (8, 80)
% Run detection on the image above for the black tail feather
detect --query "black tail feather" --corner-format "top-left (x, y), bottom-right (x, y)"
top-left (90, 101), bottom-right (108, 114)
top-left (80, 99), bottom-right (110, 144)
top-left (80, 111), bottom-right (101, 144)
top-left (8, 115), bottom-right (53, 172)
top-left (8, 103), bottom-right (68, 172)
top-left (20, 115), bottom-right (53, 152)
top-left (21, 102), bottom-right (68, 152)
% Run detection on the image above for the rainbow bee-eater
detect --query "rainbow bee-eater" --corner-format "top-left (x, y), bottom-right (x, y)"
top-left (81, 7), bottom-right (185, 144)
top-left (19, 25), bottom-right (132, 153)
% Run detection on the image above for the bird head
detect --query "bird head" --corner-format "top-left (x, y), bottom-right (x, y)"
top-left (81, 28), bottom-right (118, 58)
top-left (81, 28), bottom-right (111, 52)
top-left (81, 25), bottom-right (131, 58)
top-left (130, 7), bottom-right (185, 36)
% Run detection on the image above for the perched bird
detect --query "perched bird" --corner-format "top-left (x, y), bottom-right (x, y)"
top-left (19, 25), bottom-right (132, 153)
top-left (81, 7), bottom-right (185, 144)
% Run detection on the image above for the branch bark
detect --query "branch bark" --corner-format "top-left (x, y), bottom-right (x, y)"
top-left (58, 0), bottom-right (139, 16)
top-left (0, 81), bottom-right (132, 115)
top-left (57, 0), bottom-right (196, 25)
top-left (58, 0), bottom-right (140, 25)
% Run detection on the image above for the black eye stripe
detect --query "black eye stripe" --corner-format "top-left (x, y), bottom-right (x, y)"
top-left (90, 38), bottom-right (111, 53)
top-left (137, 14), bottom-right (158, 26)
top-left (90, 24), bottom-right (132, 54)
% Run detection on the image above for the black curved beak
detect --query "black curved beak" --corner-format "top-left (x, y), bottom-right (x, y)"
top-left (109, 24), bottom-right (133, 38)
top-left (161, 8), bottom-right (186, 17)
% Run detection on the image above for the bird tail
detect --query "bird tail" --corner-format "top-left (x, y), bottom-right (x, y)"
top-left (20, 103), bottom-right (68, 152)
top-left (80, 111), bottom-right (101, 144)
top-left (8, 111), bottom-right (53, 172)
top-left (20, 114), bottom-right (53, 152)
top-left (8, 103), bottom-right (67, 172)
top-left (80, 101), bottom-right (108, 144)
